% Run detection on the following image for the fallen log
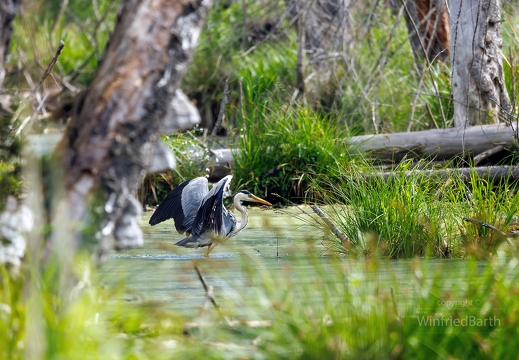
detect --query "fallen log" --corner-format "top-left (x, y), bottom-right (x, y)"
top-left (204, 124), bottom-right (517, 178)
top-left (375, 165), bottom-right (519, 181)
top-left (350, 123), bottom-right (516, 162)
top-left (38, 124), bottom-right (518, 183)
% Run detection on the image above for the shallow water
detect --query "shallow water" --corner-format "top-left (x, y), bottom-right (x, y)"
top-left (98, 206), bottom-right (493, 316)
top-left (99, 207), bottom-right (315, 312)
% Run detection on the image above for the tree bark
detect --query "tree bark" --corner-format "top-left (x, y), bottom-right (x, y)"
top-left (400, 0), bottom-right (450, 63)
top-left (449, 0), bottom-right (512, 127)
top-left (57, 0), bottom-right (211, 253)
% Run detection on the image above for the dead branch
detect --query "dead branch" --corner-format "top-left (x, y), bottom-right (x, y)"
top-left (463, 217), bottom-right (507, 236)
top-left (375, 165), bottom-right (519, 182)
top-left (463, 217), bottom-right (516, 248)
top-left (190, 124), bottom-right (518, 180)
top-left (473, 145), bottom-right (505, 165)
top-left (194, 263), bottom-right (224, 317)
top-left (310, 205), bottom-right (350, 245)
top-left (32, 40), bottom-right (64, 95)
top-left (12, 41), bottom-right (65, 137)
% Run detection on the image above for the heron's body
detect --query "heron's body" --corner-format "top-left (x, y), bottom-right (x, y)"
top-left (149, 175), bottom-right (271, 256)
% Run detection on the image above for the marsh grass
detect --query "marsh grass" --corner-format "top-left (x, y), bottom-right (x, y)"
top-left (312, 161), bottom-right (519, 259)
top-left (233, 83), bottom-right (351, 202)
top-left (456, 170), bottom-right (519, 257)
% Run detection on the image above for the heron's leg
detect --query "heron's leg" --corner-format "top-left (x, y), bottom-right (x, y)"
top-left (204, 242), bottom-right (218, 257)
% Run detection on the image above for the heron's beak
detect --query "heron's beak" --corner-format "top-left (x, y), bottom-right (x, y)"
top-left (251, 195), bottom-right (272, 206)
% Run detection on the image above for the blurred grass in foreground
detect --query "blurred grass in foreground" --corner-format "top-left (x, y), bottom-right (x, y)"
top-left (2, 246), bottom-right (519, 359)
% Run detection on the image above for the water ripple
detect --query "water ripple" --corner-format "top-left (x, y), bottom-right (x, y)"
top-left (110, 253), bottom-right (236, 260)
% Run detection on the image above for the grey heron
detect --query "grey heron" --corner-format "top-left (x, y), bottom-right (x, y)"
top-left (149, 175), bottom-right (272, 257)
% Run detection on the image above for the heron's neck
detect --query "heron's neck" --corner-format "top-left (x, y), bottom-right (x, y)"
top-left (232, 198), bottom-right (249, 235)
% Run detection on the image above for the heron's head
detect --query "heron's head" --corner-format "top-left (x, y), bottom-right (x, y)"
top-left (234, 190), bottom-right (272, 206)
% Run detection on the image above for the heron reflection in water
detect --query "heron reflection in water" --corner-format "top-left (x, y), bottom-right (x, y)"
top-left (149, 175), bottom-right (272, 257)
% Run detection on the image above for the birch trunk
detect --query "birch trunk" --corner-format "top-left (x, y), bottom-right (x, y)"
top-left (450, 0), bottom-right (512, 127)
top-left (57, 0), bottom-right (210, 253)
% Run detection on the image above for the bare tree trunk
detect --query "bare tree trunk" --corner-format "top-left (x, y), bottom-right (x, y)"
top-left (450, 0), bottom-right (512, 127)
top-left (286, 0), bottom-right (354, 92)
top-left (56, 0), bottom-right (211, 254)
top-left (399, 0), bottom-right (450, 64)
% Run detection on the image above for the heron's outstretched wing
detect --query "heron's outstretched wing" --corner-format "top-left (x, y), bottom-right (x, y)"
top-left (191, 175), bottom-right (233, 238)
top-left (149, 177), bottom-right (209, 234)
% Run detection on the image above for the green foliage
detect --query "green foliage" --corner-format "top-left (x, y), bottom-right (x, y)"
top-left (10, 0), bottom-right (118, 87)
top-left (454, 171), bottom-right (519, 257)
top-left (182, 0), bottom-right (293, 124)
top-left (233, 82), bottom-right (351, 202)
top-left (186, 2), bottom-right (455, 134)
top-left (0, 115), bottom-right (22, 209)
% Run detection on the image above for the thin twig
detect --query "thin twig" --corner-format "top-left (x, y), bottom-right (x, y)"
top-left (352, 6), bottom-right (405, 124)
top-left (194, 263), bottom-right (225, 318)
top-left (14, 92), bottom-right (49, 137)
top-left (32, 41), bottom-right (65, 96)
top-left (11, 42), bottom-right (65, 139)
top-left (424, 102), bottom-right (439, 129)
top-left (400, 0), bottom-right (447, 127)
top-left (310, 205), bottom-right (350, 245)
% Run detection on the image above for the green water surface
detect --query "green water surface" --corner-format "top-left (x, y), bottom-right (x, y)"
top-left (99, 207), bottom-right (491, 316)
